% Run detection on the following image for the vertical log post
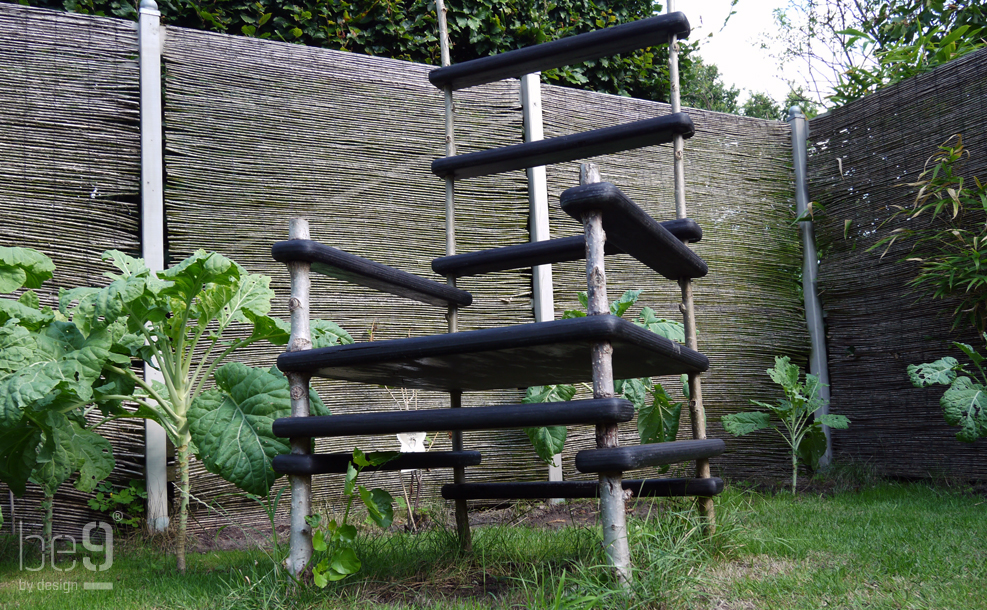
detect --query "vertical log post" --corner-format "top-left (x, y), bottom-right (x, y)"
top-left (580, 163), bottom-right (631, 586)
top-left (286, 217), bottom-right (314, 578)
top-left (667, 0), bottom-right (715, 530)
top-left (436, 0), bottom-right (472, 553)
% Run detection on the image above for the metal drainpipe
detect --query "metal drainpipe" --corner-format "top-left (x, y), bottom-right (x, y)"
top-left (788, 106), bottom-right (833, 467)
top-left (139, 0), bottom-right (170, 534)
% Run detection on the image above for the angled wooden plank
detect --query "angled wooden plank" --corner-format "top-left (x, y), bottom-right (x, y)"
top-left (272, 451), bottom-right (482, 475)
top-left (574, 439), bottom-right (725, 473)
top-left (276, 315), bottom-right (709, 391)
top-left (272, 239), bottom-right (472, 307)
top-left (560, 182), bottom-right (708, 280)
top-left (440, 477), bottom-right (724, 500)
top-left (431, 114), bottom-right (694, 180)
top-left (431, 218), bottom-right (702, 277)
top-left (428, 12), bottom-right (690, 91)
top-left (272, 398), bottom-right (634, 438)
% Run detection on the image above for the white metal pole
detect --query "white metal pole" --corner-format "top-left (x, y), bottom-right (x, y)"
top-left (788, 106), bottom-right (832, 466)
top-left (139, 0), bottom-right (170, 534)
top-left (520, 73), bottom-right (563, 488)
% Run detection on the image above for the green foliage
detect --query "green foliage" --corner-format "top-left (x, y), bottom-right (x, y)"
top-left (309, 448), bottom-right (397, 586)
top-left (907, 336), bottom-right (987, 443)
top-left (1, 246), bottom-right (350, 571)
top-left (187, 363), bottom-right (328, 496)
top-left (831, 24), bottom-right (985, 105)
top-left (88, 479), bottom-right (148, 527)
top-left (680, 57), bottom-right (739, 115)
top-left (18, 0), bottom-right (702, 105)
top-left (722, 356), bottom-right (849, 494)
top-left (0, 247), bottom-right (117, 536)
top-left (870, 136), bottom-right (987, 332)
top-left (742, 91), bottom-right (783, 121)
top-left (525, 290), bottom-right (688, 469)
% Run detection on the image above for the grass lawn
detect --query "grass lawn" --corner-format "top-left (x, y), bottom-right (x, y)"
top-left (1, 478), bottom-right (984, 609)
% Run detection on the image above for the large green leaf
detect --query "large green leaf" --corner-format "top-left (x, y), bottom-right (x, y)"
top-left (940, 376), bottom-right (987, 442)
top-left (638, 384), bottom-right (682, 445)
top-left (0, 247), bottom-right (54, 293)
top-left (311, 319), bottom-right (354, 347)
top-left (215, 269), bottom-right (275, 328)
top-left (524, 425), bottom-right (567, 466)
top-left (359, 486), bottom-right (394, 529)
top-left (767, 356), bottom-right (800, 391)
top-left (188, 362), bottom-right (297, 496)
top-left (0, 422), bottom-right (44, 496)
top-left (522, 384), bottom-right (574, 465)
top-left (610, 289), bottom-right (641, 317)
top-left (818, 413), bottom-right (851, 430)
top-left (615, 377), bottom-right (650, 410)
top-left (721, 411), bottom-right (773, 436)
top-left (907, 357), bottom-right (961, 387)
top-left (635, 308), bottom-right (685, 342)
top-left (797, 423), bottom-right (828, 470)
top-left (0, 292), bottom-right (54, 331)
top-left (29, 412), bottom-right (113, 497)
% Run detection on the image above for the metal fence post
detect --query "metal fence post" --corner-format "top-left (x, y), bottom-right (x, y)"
top-left (520, 72), bottom-right (563, 490)
top-left (788, 106), bottom-right (833, 467)
top-left (139, 0), bottom-right (170, 534)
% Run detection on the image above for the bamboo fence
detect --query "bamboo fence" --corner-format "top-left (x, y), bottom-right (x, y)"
top-left (808, 46), bottom-right (987, 479)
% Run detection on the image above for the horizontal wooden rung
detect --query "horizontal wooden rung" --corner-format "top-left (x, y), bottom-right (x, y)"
top-left (431, 114), bottom-right (694, 180)
top-left (277, 315), bottom-right (708, 392)
top-left (272, 451), bottom-right (481, 475)
top-left (431, 219), bottom-right (702, 277)
top-left (273, 398), bottom-right (634, 438)
top-left (575, 439), bottom-right (725, 473)
top-left (441, 477), bottom-right (724, 500)
top-left (272, 239), bottom-right (472, 308)
top-left (428, 12), bottom-right (690, 91)
top-left (560, 182), bottom-right (708, 280)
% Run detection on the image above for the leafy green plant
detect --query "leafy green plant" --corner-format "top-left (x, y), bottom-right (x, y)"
top-left (523, 290), bottom-right (689, 470)
top-left (1, 246), bottom-right (350, 572)
top-left (871, 135), bottom-right (987, 332)
top-left (57, 249), bottom-right (351, 571)
top-left (0, 246), bottom-right (115, 543)
top-left (307, 448), bottom-right (397, 586)
top-left (907, 336), bottom-right (987, 442)
top-left (721, 356), bottom-right (849, 494)
top-left (831, 24), bottom-right (985, 106)
top-left (88, 479), bottom-right (148, 528)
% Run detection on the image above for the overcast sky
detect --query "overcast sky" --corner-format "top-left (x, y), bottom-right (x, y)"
top-left (680, 0), bottom-right (797, 104)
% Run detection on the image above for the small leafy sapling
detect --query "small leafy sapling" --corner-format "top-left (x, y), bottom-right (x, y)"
top-left (907, 337), bottom-right (987, 443)
top-left (308, 448), bottom-right (398, 587)
top-left (88, 479), bottom-right (148, 528)
top-left (523, 290), bottom-right (689, 470)
top-left (722, 356), bottom-right (849, 494)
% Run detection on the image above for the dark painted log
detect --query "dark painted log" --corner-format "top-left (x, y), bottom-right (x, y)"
top-left (560, 182), bottom-right (708, 280)
top-left (440, 477), bottom-right (724, 500)
top-left (431, 219), bottom-right (702, 277)
top-left (575, 439), bottom-right (725, 473)
top-left (431, 114), bottom-right (694, 180)
top-left (428, 12), bottom-right (690, 91)
top-left (272, 239), bottom-right (472, 307)
top-left (272, 451), bottom-right (482, 475)
top-left (277, 315), bottom-right (708, 391)
top-left (273, 398), bottom-right (634, 438)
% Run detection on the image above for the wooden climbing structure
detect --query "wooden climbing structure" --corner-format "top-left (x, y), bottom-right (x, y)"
top-left (271, 3), bottom-right (724, 583)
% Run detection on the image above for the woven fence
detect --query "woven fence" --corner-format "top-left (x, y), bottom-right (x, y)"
top-left (0, 4), bottom-right (146, 536)
top-left (2, 4), bottom-right (807, 536)
top-left (808, 46), bottom-right (987, 479)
